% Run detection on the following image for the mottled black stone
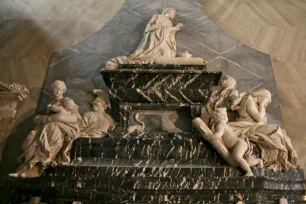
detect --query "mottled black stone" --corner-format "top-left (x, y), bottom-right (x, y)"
top-left (3, 165), bottom-right (305, 203)
top-left (2, 137), bottom-right (305, 203)
top-left (118, 104), bottom-right (202, 132)
top-left (100, 64), bottom-right (221, 104)
top-left (70, 136), bottom-right (226, 166)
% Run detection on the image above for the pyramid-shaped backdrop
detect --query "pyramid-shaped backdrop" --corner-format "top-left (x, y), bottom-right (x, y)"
top-left (38, 0), bottom-right (282, 126)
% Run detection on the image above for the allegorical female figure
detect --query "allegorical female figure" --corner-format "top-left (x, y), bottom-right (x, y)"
top-left (205, 76), bottom-right (297, 172)
top-left (10, 80), bottom-right (81, 178)
top-left (228, 89), bottom-right (297, 172)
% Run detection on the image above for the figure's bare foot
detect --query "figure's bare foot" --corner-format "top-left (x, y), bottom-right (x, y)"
top-left (20, 167), bottom-right (42, 178)
top-left (9, 173), bottom-right (20, 178)
top-left (50, 161), bottom-right (57, 167)
top-left (41, 157), bottom-right (54, 167)
top-left (245, 172), bottom-right (254, 177)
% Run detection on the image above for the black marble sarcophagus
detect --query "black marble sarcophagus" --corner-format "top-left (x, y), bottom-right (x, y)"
top-left (2, 64), bottom-right (306, 203)
top-left (100, 64), bottom-right (220, 132)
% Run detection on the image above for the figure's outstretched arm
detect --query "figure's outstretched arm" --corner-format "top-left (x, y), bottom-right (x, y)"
top-left (48, 115), bottom-right (79, 124)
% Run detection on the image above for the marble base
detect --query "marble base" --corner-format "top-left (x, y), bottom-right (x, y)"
top-left (2, 137), bottom-right (305, 203)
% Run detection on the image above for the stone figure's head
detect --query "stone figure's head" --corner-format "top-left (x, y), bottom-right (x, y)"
top-left (227, 89), bottom-right (239, 108)
top-left (91, 89), bottom-right (111, 112)
top-left (220, 75), bottom-right (236, 89)
top-left (162, 8), bottom-right (176, 19)
top-left (51, 80), bottom-right (67, 101)
top-left (63, 97), bottom-right (79, 113)
top-left (250, 89), bottom-right (272, 108)
top-left (213, 107), bottom-right (228, 123)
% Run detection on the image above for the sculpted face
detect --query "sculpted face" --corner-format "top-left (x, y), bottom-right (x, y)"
top-left (51, 80), bottom-right (67, 101)
top-left (165, 9), bottom-right (176, 19)
top-left (91, 100), bottom-right (106, 112)
top-left (256, 96), bottom-right (271, 108)
top-left (216, 114), bottom-right (228, 123)
top-left (214, 108), bottom-right (228, 123)
top-left (220, 75), bottom-right (236, 89)
top-left (250, 89), bottom-right (271, 108)
top-left (52, 87), bottom-right (65, 100)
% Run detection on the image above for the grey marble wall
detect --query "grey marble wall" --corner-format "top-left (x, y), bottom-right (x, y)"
top-left (39, 0), bottom-right (282, 125)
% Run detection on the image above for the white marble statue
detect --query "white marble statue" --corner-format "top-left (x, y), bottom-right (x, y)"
top-left (229, 89), bottom-right (297, 172)
top-left (105, 8), bottom-right (207, 69)
top-left (193, 108), bottom-right (263, 176)
top-left (203, 75), bottom-right (298, 172)
top-left (10, 84), bottom-right (118, 178)
top-left (79, 89), bottom-right (116, 138)
top-left (10, 80), bottom-right (81, 178)
top-left (129, 8), bottom-right (182, 61)
top-left (209, 75), bottom-right (239, 110)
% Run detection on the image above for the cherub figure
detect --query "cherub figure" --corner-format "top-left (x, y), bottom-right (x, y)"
top-left (47, 97), bottom-right (80, 124)
top-left (194, 108), bottom-right (263, 176)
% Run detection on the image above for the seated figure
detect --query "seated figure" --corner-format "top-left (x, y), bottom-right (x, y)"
top-left (9, 80), bottom-right (81, 178)
top-left (79, 89), bottom-right (116, 138)
top-left (229, 89), bottom-right (297, 172)
top-left (194, 108), bottom-right (263, 176)
top-left (9, 84), bottom-right (116, 178)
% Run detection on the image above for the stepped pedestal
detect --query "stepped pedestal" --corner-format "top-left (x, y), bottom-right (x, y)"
top-left (4, 136), bottom-right (306, 203)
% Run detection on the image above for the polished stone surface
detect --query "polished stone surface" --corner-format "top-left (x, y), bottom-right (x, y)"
top-left (2, 136), bottom-right (305, 203)
top-left (101, 64), bottom-right (219, 104)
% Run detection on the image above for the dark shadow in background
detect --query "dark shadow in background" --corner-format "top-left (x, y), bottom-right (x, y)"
top-left (0, 17), bottom-right (61, 179)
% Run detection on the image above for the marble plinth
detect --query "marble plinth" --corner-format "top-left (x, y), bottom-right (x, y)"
top-left (100, 64), bottom-right (220, 104)
top-left (2, 137), bottom-right (305, 203)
